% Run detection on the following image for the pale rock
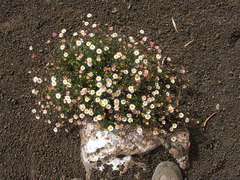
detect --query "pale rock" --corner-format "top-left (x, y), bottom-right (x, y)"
top-left (80, 124), bottom-right (190, 180)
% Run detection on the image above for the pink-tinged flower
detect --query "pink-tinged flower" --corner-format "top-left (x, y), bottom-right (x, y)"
top-left (55, 122), bottom-right (61, 127)
top-left (52, 32), bottom-right (57, 37)
top-left (109, 26), bottom-right (113, 31)
top-left (48, 86), bottom-right (55, 91)
top-left (111, 66), bottom-right (116, 71)
top-left (143, 70), bottom-right (149, 77)
top-left (150, 41), bottom-right (154, 47)
top-left (56, 106), bottom-right (62, 111)
top-left (168, 105), bottom-right (174, 113)
top-left (45, 95), bottom-right (51, 99)
top-left (179, 69), bottom-right (186, 74)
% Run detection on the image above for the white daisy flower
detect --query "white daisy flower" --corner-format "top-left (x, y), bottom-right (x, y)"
top-left (145, 114), bottom-right (151, 120)
top-left (111, 33), bottom-right (118, 37)
top-left (96, 90), bottom-right (102, 96)
top-left (61, 29), bottom-right (66, 33)
top-left (131, 68), bottom-right (137, 73)
top-left (171, 136), bottom-right (176, 142)
top-left (85, 96), bottom-right (90, 102)
top-left (90, 44), bottom-right (95, 50)
top-left (51, 76), bottom-right (56, 81)
top-left (108, 125), bottom-right (114, 131)
top-left (103, 46), bottom-right (109, 51)
top-left (63, 52), bottom-right (68, 57)
top-left (127, 94), bottom-right (132, 99)
top-left (122, 117), bottom-right (127, 122)
top-left (60, 45), bottom-right (65, 50)
top-left (121, 99), bottom-right (126, 105)
top-left (137, 127), bottom-right (143, 134)
top-left (157, 68), bottom-right (162, 73)
top-left (96, 48), bottom-right (102, 54)
top-left (59, 33), bottom-right (63, 38)
top-left (156, 54), bottom-right (161, 59)
top-left (37, 78), bottom-right (42, 84)
top-left (90, 90), bottom-right (95, 95)
top-left (76, 40), bottom-right (82, 46)
top-left (128, 118), bottom-right (133, 123)
top-left (80, 65), bottom-right (85, 70)
top-left (96, 76), bottom-right (102, 81)
top-left (123, 70), bottom-right (129, 74)
top-left (150, 104), bottom-right (155, 109)
top-left (172, 123), bottom-right (178, 128)
top-left (96, 115), bottom-right (102, 120)
top-left (179, 113), bottom-right (184, 118)
top-left (79, 113), bottom-right (85, 119)
top-left (95, 97), bottom-right (100, 102)
top-left (139, 30), bottom-right (144, 34)
top-left (113, 74), bottom-right (118, 79)
top-left (138, 55), bottom-right (144, 60)
top-left (134, 50), bottom-right (139, 56)
top-left (73, 114), bottom-right (78, 119)
top-left (135, 74), bottom-right (140, 81)
top-left (33, 77), bottom-right (38, 83)
top-left (89, 33), bottom-right (95, 37)
top-left (128, 86), bottom-right (134, 93)
top-left (87, 57), bottom-right (92, 62)
top-left (86, 42), bottom-right (91, 46)
top-left (63, 79), bottom-right (68, 85)
top-left (87, 13), bottom-right (92, 18)
top-left (51, 81), bottom-right (57, 86)
top-left (89, 124), bottom-right (94, 129)
top-left (96, 82), bottom-right (102, 88)
top-left (106, 104), bottom-right (111, 109)
top-left (56, 93), bottom-right (61, 99)
top-left (143, 59), bottom-right (148, 64)
top-left (129, 104), bottom-right (136, 110)
top-left (135, 59), bottom-right (140, 63)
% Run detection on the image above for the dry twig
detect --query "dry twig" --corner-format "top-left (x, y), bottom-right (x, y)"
top-left (171, 18), bottom-right (179, 33)
top-left (203, 112), bottom-right (217, 129)
top-left (184, 40), bottom-right (193, 47)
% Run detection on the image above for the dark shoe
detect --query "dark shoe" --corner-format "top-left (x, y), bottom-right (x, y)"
top-left (152, 161), bottom-right (183, 180)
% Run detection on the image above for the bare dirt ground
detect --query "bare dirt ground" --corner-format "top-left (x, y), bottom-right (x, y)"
top-left (1, 0), bottom-right (240, 179)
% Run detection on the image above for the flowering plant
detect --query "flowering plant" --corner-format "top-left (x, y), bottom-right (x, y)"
top-left (31, 13), bottom-right (189, 136)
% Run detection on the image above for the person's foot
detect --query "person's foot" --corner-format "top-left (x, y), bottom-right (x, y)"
top-left (152, 161), bottom-right (183, 180)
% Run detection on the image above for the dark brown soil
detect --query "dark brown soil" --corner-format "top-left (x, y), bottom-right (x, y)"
top-left (1, 0), bottom-right (240, 179)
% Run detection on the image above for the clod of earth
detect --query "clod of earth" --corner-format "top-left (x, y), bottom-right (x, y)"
top-left (80, 124), bottom-right (190, 180)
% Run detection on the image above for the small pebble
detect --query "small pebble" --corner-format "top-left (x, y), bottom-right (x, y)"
top-left (228, 71), bottom-right (234, 76)
top-left (217, 80), bottom-right (222, 84)
top-left (112, 7), bottom-right (118, 13)
top-left (216, 104), bottom-right (220, 110)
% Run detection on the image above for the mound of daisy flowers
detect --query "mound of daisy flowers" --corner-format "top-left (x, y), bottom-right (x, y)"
top-left (31, 13), bottom-right (190, 136)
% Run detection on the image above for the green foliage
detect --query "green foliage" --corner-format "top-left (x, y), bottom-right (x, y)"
top-left (31, 13), bottom-right (189, 136)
